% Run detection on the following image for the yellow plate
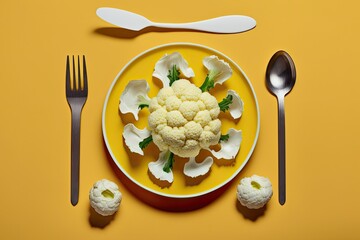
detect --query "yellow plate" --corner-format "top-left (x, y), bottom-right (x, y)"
top-left (102, 42), bottom-right (260, 198)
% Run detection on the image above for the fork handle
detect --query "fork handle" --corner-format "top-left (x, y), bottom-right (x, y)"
top-left (70, 106), bottom-right (83, 206)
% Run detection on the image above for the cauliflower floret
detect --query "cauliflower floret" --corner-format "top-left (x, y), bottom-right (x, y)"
top-left (155, 123), bottom-right (166, 133)
top-left (166, 110), bottom-right (187, 127)
top-left (152, 132), bottom-right (168, 151)
top-left (199, 130), bottom-right (220, 148)
top-left (165, 96), bottom-right (182, 111)
top-left (194, 110), bottom-right (212, 127)
top-left (172, 79), bottom-right (202, 101)
top-left (148, 80), bottom-right (221, 158)
top-left (148, 108), bottom-right (167, 130)
top-left (179, 101), bottom-right (200, 121)
top-left (184, 121), bottom-right (203, 139)
top-left (197, 100), bottom-right (206, 111)
top-left (209, 108), bottom-right (220, 119)
top-left (160, 126), bottom-right (185, 148)
top-left (157, 87), bottom-right (174, 105)
top-left (89, 179), bottom-right (122, 216)
top-left (174, 139), bottom-right (201, 157)
top-left (201, 92), bottom-right (221, 119)
top-left (204, 119), bottom-right (221, 134)
top-left (200, 92), bottom-right (219, 110)
top-left (237, 175), bottom-right (273, 209)
top-left (149, 97), bottom-right (161, 112)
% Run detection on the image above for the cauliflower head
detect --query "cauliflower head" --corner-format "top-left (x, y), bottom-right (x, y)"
top-left (148, 79), bottom-right (221, 158)
top-left (236, 175), bottom-right (273, 209)
top-left (89, 179), bottom-right (122, 216)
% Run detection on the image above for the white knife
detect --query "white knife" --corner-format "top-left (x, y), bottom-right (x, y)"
top-left (96, 7), bottom-right (256, 34)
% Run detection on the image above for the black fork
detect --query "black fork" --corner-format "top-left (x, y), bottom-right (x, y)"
top-left (66, 55), bottom-right (88, 206)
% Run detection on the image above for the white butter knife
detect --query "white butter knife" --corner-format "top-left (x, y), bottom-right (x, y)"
top-left (96, 7), bottom-right (256, 34)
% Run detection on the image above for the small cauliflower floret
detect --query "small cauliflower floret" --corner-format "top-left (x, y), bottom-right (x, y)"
top-left (209, 108), bottom-right (220, 119)
top-left (200, 92), bottom-right (219, 110)
top-left (149, 97), bottom-right (161, 112)
top-left (204, 119), bottom-right (222, 134)
top-left (174, 139), bottom-right (201, 157)
top-left (166, 110), bottom-right (187, 127)
top-left (148, 108), bottom-right (167, 130)
top-left (89, 179), bottom-right (122, 216)
top-left (172, 79), bottom-right (201, 101)
top-left (184, 121), bottom-right (203, 140)
top-left (199, 130), bottom-right (220, 148)
top-left (157, 87), bottom-right (174, 105)
top-left (194, 110), bottom-right (212, 127)
top-left (160, 126), bottom-right (185, 148)
top-left (155, 123), bottom-right (166, 133)
top-left (179, 101), bottom-right (200, 121)
top-left (171, 79), bottom-right (191, 96)
top-left (152, 132), bottom-right (168, 151)
top-left (197, 100), bottom-right (206, 110)
top-left (165, 96), bottom-right (182, 111)
top-left (237, 175), bottom-right (273, 209)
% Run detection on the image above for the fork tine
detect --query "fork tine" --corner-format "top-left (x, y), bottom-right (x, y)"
top-left (83, 55), bottom-right (88, 93)
top-left (72, 55), bottom-right (76, 90)
top-left (77, 55), bottom-right (82, 90)
top-left (66, 55), bottom-right (71, 94)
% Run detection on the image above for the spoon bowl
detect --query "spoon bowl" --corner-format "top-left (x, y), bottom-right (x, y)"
top-left (266, 51), bottom-right (296, 97)
top-left (265, 50), bottom-right (296, 205)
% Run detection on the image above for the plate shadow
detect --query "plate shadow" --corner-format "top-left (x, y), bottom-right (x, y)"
top-left (102, 140), bottom-right (230, 212)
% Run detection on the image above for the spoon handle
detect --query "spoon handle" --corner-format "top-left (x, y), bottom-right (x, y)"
top-left (152, 15), bottom-right (256, 34)
top-left (277, 95), bottom-right (286, 205)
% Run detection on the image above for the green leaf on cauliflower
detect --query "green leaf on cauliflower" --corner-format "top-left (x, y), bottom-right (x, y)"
top-left (138, 103), bottom-right (149, 109)
top-left (201, 56), bottom-right (232, 92)
top-left (137, 95), bottom-right (150, 109)
top-left (199, 74), bottom-right (214, 92)
top-left (219, 134), bottom-right (230, 142)
top-left (218, 94), bottom-right (233, 112)
top-left (139, 135), bottom-right (153, 150)
top-left (163, 152), bottom-right (175, 173)
top-left (168, 65), bottom-right (180, 86)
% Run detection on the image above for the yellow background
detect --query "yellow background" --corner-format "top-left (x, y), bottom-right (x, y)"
top-left (1, 0), bottom-right (359, 239)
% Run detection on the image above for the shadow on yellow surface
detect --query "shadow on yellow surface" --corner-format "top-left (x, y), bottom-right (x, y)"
top-left (184, 170), bottom-right (211, 186)
top-left (94, 27), bottom-right (146, 38)
top-left (235, 200), bottom-right (267, 221)
top-left (88, 206), bottom-right (117, 228)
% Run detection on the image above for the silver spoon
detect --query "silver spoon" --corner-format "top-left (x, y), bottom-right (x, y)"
top-left (265, 51), bottom-right (296, 205)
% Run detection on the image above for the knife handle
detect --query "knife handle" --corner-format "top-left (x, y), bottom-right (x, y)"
top-left (152, 15), bottom-right (256, 34)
